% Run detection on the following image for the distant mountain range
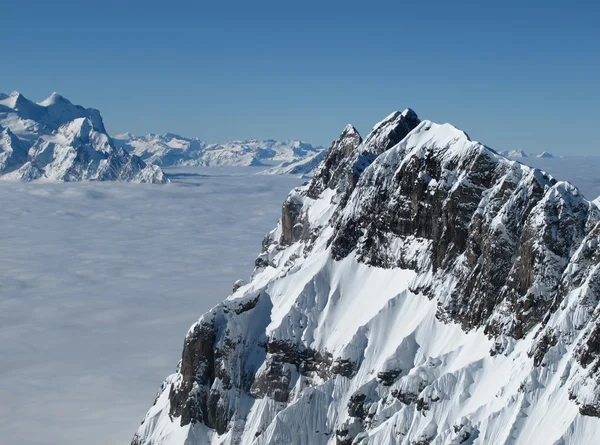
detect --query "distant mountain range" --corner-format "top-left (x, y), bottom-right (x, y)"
top-left (499, 149), bottom-right (555, 158)
top-left (0, 91), bottom-right (325, 183)
top-left (112, 133), bottom-right (323, 168)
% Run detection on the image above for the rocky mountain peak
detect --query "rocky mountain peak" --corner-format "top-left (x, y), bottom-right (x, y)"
top-left (307, 109), bottom-right (421, 200)
top-left (306, 123), bottom-right (363, 198)
top-left (360, 108), bottom-right (421, 156)
top-left (133, 110), bottom-right (600, 445)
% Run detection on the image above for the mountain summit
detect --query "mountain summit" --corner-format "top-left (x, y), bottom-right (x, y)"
top-left (132, 110), bottom-right (600, 445)
top-left (0, 92), bottom-right (167, 182)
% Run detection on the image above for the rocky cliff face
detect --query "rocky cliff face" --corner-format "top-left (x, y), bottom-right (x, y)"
top-left (0, 92), bottom-right (167, 183)
top-left (132, 110), bottom-right (600, 445)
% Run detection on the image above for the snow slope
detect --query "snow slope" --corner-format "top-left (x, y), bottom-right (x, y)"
top-left (132, 110), bottom-right (600, 444)
top-left (259, 150), bottom-right (326, 177)
top-left (0, 92), bottom-right (167, 182)
top-left (113, 132), bottom-right (322, 167)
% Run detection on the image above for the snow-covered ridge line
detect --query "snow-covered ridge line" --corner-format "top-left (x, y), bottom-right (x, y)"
top-left (499, 149), bottom-right (555, 158)
top-left (112, 132), bottom-right (323, 168)
top-left (0, 91), bottom-right (167, 183)
top-left (259, 150), bottom-right (326, 177)
top-left (133, 109), bottom-right (600, 445)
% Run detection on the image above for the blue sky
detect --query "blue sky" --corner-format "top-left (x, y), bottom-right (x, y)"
top-left (2, 1), bottom-right (598, 154)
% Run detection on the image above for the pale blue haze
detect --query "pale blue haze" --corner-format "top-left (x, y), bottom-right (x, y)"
top-left (2, 0), bottom-right (598, 154)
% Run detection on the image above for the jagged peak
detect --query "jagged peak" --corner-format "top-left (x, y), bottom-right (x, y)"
top-left (305, 123), bottom-right (364, 198)
top-left (337, 124), bottom-right (362, 145)
top-left (402, 107), bottom-right (418, 118)
top-left (370, 108), bottom-right (418, 132)
top-left (371, 110), bottom-right (403, 131)
top-left (342, 124), bottom-right (360, 136)
top-left (307, 111), bottom-right (422, 198)
top-left (361, 108), bottom-right (421, 152)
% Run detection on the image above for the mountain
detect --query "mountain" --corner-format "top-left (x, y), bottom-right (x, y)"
top-left (259, 150), bottom-right (326, 177)
top-left (500, 149), bottom-right (529, 158)
top-left (0, 92), bottom-right (167, 183)
top-left (498, 151), bottom-right (557, 159)
top-left (113, 133), bottom-right (322, 167)
top-left (132, 110), bottom-right (600, 445)
top-left (537, 151), bottom-right (555, 158)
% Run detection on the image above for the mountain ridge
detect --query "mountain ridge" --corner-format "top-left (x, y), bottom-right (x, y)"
top-left (132, 109), bottom-right (600, 444)
top-left (113, 132), bottom-right (323, 168)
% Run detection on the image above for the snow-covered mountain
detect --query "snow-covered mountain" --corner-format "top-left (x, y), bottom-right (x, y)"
top-left (0, 92), bottom-right (167, 183)
top-left (260, 150), bottom-right (326, 177)
top-left (113, 132), bottom-right (322, 167)
top-left (132, 109), bottom-right (600, 445)
top-left (536, 151), bottom-right (554, 158)
top-left (499, 150), bottom-right (556, 159)
top-left (500, 149), bottom-right (528, 158)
